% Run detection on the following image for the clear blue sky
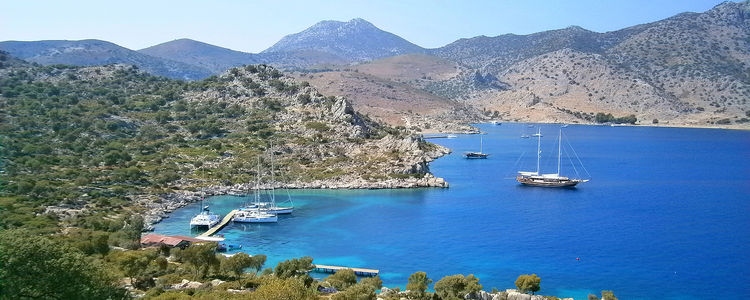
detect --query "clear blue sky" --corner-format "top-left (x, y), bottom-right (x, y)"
top-left (0, 0), bottom-right (728, 53)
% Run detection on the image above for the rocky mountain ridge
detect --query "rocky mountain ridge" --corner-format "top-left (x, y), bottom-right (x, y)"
top-left (0, 39), bottom-right (213, 80)
top-left (421, 1), bottom-right (750, 127)
top-left (262, 18), bottom-right (425, 62)
top-left (2, 2), bottom-right (747, 127)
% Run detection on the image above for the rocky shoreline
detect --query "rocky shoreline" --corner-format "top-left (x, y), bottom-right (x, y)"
top-left (140, 173), bottom-right (449, 230)
top-left (140, 139), bottom-right (452, 230)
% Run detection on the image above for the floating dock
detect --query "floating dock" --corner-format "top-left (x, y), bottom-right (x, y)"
top-left (198, 209), bottom-right (238, 238)
top-left (312, 264), bottom-right (379, 277)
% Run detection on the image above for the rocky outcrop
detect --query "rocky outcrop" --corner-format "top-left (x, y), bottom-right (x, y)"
top-left (465, 290), bottom-right (495, 300)
top-left (169, 279), bottom-right (225, 290)
top-left (503, 289), bottom-right (573, 300)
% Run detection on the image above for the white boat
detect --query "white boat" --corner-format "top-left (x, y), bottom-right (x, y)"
top-left (190, 199), bottom-right (220, 228)
top-left (490, 120), bottom-right (501, 125)
top-left (233, 209), bottom-right (278, 223)
top-left (516, 127), bottom-right (590, 187)
top-left (234, 157), bottom-right (279, 223)
top-left (256, 148), bottom-right (294, 214)
top-left (531, 132), bottom-right (543, 137)
top-left (446, 134), bottom-right (457, 139)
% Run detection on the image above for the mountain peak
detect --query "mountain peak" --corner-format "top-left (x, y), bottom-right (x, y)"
top-left (311, 18), bottom-right (374, 28)
top-left (348, 18), bottom-right (373, 25)
top-left (262, 18), bottom-right (424, 62)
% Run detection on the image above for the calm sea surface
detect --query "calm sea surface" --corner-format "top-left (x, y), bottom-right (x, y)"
top-left (153, 124), bottom-right (750, 299)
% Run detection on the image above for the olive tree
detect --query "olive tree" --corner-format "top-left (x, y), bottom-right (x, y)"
top-left (434, 274), bottom-right (482, 300)
top-left (406, 271), bottom-right (432, 298)
top-left (515, 274), bottom-right (541, 295)
top-left (325, 268), bottom-right (357, 290)
top-left (179, 242), bottom-right (220, 279)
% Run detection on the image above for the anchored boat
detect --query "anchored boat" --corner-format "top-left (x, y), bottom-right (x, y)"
top-left (190, 197), bottom-right (220, 228)
top-left (234, 157), bottom-right (279, 223)
top-left (464, 134), bottom-right (489, 159)
top-left (516, 128), bottom-right (589, 187)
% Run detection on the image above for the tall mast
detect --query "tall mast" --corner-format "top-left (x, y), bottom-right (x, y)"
top-left (557, 128), bottom-right (562, 175)
top-left (480, 135), bottom-right (483, 153)
top-left (536, 127), bottom-right (541, 174)
top-left (269, 143), bottom-right (276, 204)
top-left (255, 156), bottom-right (260, 205)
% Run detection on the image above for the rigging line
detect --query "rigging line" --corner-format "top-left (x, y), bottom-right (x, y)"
top-left (285, 189), bottom-right (294, 206)
top-left (564, 146), bottom-right (580, 178)
top-left (542, 131), bottom-right (557, 174)
top-left (563, 131), bottom-right (592, 179)
top-left (510, 150), bottom-right (527, 178)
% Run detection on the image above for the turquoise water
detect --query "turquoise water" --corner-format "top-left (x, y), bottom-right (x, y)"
top-left (153, 124), bottom-right (750, 299)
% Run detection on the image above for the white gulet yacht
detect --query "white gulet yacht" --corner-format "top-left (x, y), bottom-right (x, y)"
top-left (516, 127), bottom-right (590, 187)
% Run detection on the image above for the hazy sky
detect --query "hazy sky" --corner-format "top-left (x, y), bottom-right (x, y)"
top-left (0, 0), bottom-right (727, 53)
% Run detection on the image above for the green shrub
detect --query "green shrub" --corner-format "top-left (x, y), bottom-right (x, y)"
top-left (434, 274), bottom-right (482, 300)
top-left (515, 274), bottom-right (541, 295)
top-left (325, 268), bottom-right (357, 290)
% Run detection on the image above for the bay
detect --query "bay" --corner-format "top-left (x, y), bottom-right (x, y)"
top-left (153, 123), bottom-right (750, 299)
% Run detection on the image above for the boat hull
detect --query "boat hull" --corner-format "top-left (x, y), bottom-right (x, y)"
top-left (190, 220), bottom-right (219, 227)
top-left (267, 207), bottom-right (293, 214)
top-left (516, 176), bottom-right (587, 187)
top-left (233, 211), bottom-right (279, 223)
top-left (233, 215), bottom-right (278, 223)
top-left (246, 207), bottom-right (293, 214)
top-left (465, 153), bottom-right (489, 159)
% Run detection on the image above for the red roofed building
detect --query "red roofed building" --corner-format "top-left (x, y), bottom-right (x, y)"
top-left (140, 233), bottom-right (204, 249)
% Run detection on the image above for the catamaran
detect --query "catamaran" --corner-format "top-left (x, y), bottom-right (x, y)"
top-left (516, 128), bottom-right (589, 187)
top-left (190, 197), bottom-right (220, 227)
top-left (464, 134), bottom-right (489, 158)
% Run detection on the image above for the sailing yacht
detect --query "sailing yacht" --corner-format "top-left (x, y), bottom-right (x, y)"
top-left (190, 197), bottom-right (220, 227)
top-left (233, 209), bottom-right (277, 223)
top-left (464, 134), bottom-right (489, 158)
top-left (233, 157), bottom-right (278, 223)
top-left (516, 128), bottom-right (589, 187)
top-left (256, 149), bottom-right (294, 214)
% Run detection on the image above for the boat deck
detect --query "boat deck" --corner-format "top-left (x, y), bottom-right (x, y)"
top-left (312, 264), bottom-right (379, 276)
top-left (198, 209), bottom-right (238, 238)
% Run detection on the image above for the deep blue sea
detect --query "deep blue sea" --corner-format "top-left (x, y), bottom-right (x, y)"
top-left (153, 124), bottom-right (750, 299)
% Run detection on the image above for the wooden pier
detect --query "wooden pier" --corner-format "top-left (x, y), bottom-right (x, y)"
top-left (312, 264), bottom-right (379, 277)
top-left (198, 209), bottom-right (238, 238)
